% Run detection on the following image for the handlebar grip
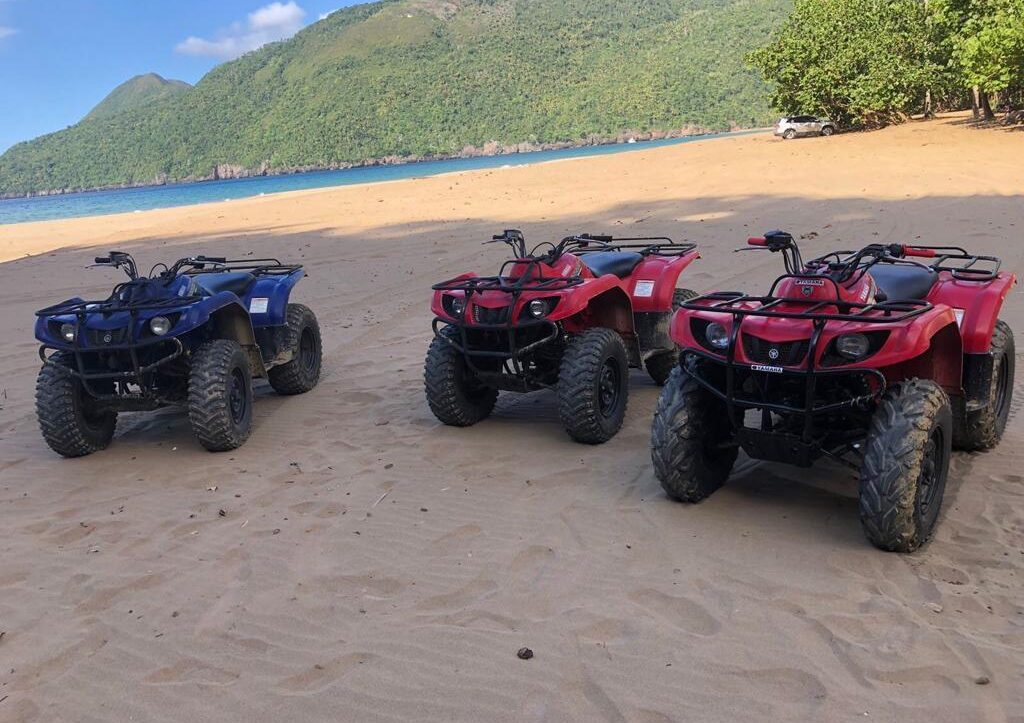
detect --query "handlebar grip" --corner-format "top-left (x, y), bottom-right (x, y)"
top-left (587, 234), bottom-right (614, 242)
top-left (902, 246), bottom-right (935, 258)
top-left (197, 256), bottom-right (227, 263)
top-left (94, 257), bottom-right (110, 264)
top-left (747, 237), bottom-right (767, 247)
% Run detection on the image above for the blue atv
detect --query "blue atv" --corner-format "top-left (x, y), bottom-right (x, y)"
top-left (34, 251), bottom-right (322, 457)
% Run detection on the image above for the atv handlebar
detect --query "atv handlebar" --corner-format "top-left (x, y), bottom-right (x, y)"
top-left (902, 246), bottom-right (936, 258)
top-left (747, 236), bottom-right (767, 247)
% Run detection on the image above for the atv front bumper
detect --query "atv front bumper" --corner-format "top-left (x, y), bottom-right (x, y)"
top-left (39, 337), bottom-right (185, 402)
top-left (433, 317), bottom-right (560, 391)
top-left (681, 348), bottom-right (887, 466)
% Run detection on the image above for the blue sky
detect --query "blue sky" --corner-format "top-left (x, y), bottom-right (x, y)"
top-left (0, 1), bottom-right (358, 153)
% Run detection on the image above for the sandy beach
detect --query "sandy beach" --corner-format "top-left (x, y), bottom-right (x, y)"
top-left (0, 113), bottom-right (1022, 722)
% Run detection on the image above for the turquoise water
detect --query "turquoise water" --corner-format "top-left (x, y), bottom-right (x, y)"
top-left (0, 130), bottom-right (760, 225)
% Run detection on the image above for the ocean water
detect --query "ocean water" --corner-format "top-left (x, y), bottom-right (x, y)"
top-left (0, 130), bottom-right (760, 226)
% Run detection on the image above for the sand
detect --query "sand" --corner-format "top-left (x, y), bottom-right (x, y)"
top-left (0, 113), bottom-right (1021, 722)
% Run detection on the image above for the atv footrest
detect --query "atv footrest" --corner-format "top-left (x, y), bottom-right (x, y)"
top-left (736, 428), bottom-right (820, 467)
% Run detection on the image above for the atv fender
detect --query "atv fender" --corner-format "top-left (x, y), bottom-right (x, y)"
top-left (560, 285), bottom-right (634, 337)
top-left (186, 295), bottom-right (268, 377)
top-left (248, 268), bottom-right (306, 327)
top-left (888, 320), bottom-right (963, 396)
top-left (629, 249), bottom-right (700, 313)
top-left (928, 272), bottom-right (1015, 354)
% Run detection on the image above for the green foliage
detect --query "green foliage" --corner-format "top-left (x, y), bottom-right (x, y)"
top-left (945, 0), bottom-right (1024, 93)
top-left (0, 0), bottom-right (790, 197)
top-left (84, 74), bottom-right (191, 122)
top-left (748, 0), bottom-right (944, 126)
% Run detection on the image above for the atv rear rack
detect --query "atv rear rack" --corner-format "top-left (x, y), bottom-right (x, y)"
top-left (573, 235), bottom-right (698, 257)
top-left (181, 258), bottom-right (303, 277)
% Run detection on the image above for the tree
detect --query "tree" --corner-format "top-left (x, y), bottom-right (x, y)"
top-left (945, 0), bottom-right (1024, 118)
top-left (748, 0), bottom-right (946, 126)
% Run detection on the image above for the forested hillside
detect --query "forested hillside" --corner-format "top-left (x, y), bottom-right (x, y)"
top-left (0, 0), bottom-right (790, 197)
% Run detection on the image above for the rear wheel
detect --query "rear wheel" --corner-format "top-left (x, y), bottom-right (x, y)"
top-left (36, 352), bottom-right (117, 457)
top-left (820, 126), bottom-right (835, 137)
top-left (651, 366), bottom-right (737, 502)
top-left (783, 129), bottom-right (796, 140)
top-left (557, 327), bottom-right (629, 443)
top-left (954, 319), bottom-right (1014, 451)
top-left (188, 339), bottom-right (254, 451)
top-left (859, 379), bottom-right (952, 552)
top-left (424, 326), bottom-right (498, 426)
top-left (646, 288), bottom-right (699, 385)
top-left (268, 303), bottom-right (322, 395)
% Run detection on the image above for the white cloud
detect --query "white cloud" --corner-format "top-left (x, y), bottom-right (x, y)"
top-left (0, 26), bottom-right (16, 40)
top-left (318, 9), bottom-right (338, 20)
top-left (176, 2), bottom-right (306, 60)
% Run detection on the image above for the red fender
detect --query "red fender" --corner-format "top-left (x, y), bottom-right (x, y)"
top-left (629, 249), bottom-right (701, 312)
top-left (927, 272), bottom-right (1016, 354)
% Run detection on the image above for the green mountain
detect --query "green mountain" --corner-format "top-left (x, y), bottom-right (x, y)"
top-left (83, 73), bottom-right (192, 122)
top-left (0, 0), bottom-right (790, 197)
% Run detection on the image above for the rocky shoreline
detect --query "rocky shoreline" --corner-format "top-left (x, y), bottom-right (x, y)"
top-left (0, 125), bottom-right (730, 200)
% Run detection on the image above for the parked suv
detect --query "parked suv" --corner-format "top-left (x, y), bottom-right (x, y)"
top-left (775, 116), bottom-right (835, 139)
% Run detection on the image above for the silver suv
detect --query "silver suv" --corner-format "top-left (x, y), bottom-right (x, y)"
top-left (775, 115), bottom-right (835, 139)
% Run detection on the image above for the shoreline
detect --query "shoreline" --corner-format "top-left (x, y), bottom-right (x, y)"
top-left (0, 125), bottom-right (751, 202)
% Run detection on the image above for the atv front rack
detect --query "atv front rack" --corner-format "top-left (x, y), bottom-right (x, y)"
top-left (682, 281), bottom-right (932, 323)
top-left (37, 294), bottom-right (199, 317)
top-left (433, 259), bottom-right (584, 295)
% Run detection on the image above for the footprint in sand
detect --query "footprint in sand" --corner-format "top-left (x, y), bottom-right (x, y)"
top-left (628, 588), bottom-right (720, 636)
top-left (144, 659), bottom-right (239, 686)
top-left (416, 575), bottom-right (497, 611)
top-left (275, 653), bottom-right (374, 694)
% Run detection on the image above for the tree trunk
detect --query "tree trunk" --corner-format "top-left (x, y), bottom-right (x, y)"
top-left (981, 91), bottom-right (995, 121)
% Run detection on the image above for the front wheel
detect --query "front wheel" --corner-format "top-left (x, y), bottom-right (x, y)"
top-left (646, 288), bottom-right (699, 386)
top-left (188, 339), bottom-right (254, 452)
top-left (783, 129), bottom-right (796, 140)
top-left (424, 326), bottom-right (498, 427)
top-left (651, 366), bottom-right (737, 502)
top-left (859, 379), bottom-right (952, 552)
top-left (954, 319), bottom-right (1014, 450)
top-left (268, 303), bottom-right (322, 395)
top-left (557, 327), bottom-right (629, 444)
top-left (36, 352), bottom-right (117, 457)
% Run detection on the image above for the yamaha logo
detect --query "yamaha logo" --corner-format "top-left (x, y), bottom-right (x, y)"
top-left (768, 347), bottom-right (780, 360)
top-left (801, 285), bottom-right (813, 297)
top-left (103, 332), bottom-right (113, 344)
top-left (751, 363), bottom-right (784, 374)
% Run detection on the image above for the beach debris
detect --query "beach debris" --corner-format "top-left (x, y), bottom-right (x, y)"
top-left (925, 602), bottom-right (943, 614)
top-left (273, 529), bottom-right (281, 535)
top-left (373, 490), bottom-right (391, 507)
top-left (975, 676), bottom-right (990, 685)
top-left (517, 647), bottom-right (534, 660)
top-left (384, 463), bottom-right (394, 470)
top-left (374, 418), bottom-right (390, 426)
top-left (207, 485), bottom-right (218, 491)
top-left (218, 509), bottom-right (227, 517)
top-left (420, 507), bottom-right (429, 512)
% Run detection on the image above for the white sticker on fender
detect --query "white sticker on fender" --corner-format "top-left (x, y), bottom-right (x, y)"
top-left (250, 297), bottom-right (269, 314)
top-left (634, 280), bottom-right (655, 297)
top-left (954, 308), bottom-right (965, 327)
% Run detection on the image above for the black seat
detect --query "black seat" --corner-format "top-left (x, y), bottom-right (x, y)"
top-left (869, 264), bottom-right (937, 301)
top-left (580, 252), bottom-right (644, 279)
top-left (194, 272), bottom-right (256, 297)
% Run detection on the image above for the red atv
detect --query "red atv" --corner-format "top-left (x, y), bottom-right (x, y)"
top-left (651, 231), bottom-right (1015, 551)
top-left (426, 229), bottom-right (700, 443)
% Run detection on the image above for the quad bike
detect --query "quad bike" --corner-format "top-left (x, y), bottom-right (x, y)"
top-left (426, 230), bottom-right (700, 443)
top-left (35, 252), bottom-right (322, 456)
top-left (651, 230), bottom-right (1015, 551)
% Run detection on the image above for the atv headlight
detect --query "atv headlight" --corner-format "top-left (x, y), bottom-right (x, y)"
top-left (835, 333), bottom-right (870, 360)
top-left (705, 322), bottom-right (730, 350)
top-left (60, 323), bottom-right (76, 342)
top-left (442, 295), bottom-right (466, 318)
top-left (527, 299), bottom-right (549, 318)
top-left (150, 316), bottom-right (172, 336)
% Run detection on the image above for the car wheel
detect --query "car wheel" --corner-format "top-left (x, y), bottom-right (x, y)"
top-left (821, 126), bottom-right (835, 137)
top-left (783, 129), bottom-right (796, 140)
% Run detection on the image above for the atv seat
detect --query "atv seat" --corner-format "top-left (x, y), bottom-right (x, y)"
top-left (580, 252), bottom-right (644, 279)
top-left (869, 264), bottom-right (937, 301)
top-left (194, 272), bottom-right (256, 298)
